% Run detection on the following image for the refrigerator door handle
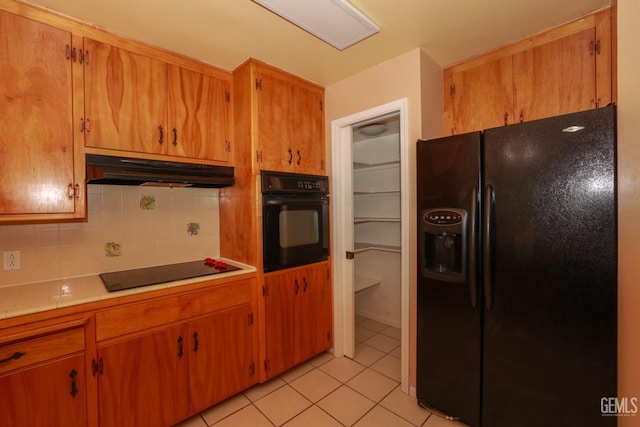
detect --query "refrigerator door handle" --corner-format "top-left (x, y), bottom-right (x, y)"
top-left (468, 186), bottom-right (478, 307)
top-left (483, 184), bottom-right (494, 310)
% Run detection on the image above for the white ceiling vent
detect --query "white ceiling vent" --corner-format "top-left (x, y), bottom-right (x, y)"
top-left (252, 0), bottom-right (379, 50)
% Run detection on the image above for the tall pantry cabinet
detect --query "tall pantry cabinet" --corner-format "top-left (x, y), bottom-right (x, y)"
top-left (222, 58), bottom-right (332, 381)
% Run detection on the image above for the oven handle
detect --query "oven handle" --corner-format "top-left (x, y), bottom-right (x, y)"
top-left (263, 197), bottom-right (328, 206)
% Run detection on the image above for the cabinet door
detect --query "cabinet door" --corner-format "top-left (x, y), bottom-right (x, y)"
top-left (167, 66), bottom-right (231, 162)
top-left (257, 70), bottom-right (295, 172)
top-left (263, 269), bottom-right (298, 377)
top-left (84, 38), bottom-right (167, 154)
top-left (293, 86), bottom-right (325, 175)
top-left (97, 325), bottom-right (189, 427)
top-left (451, 56), bottom-right (515, 134)
top-left (297, 265), bottom-right (333, 361)
top-left (0, 11), bottom-right (78, 216)
top-left (514, 28), bottom-right (596, 122)
top-left (188, 304), bottom-right (255, 413)
top-left (0, 354), bottom-right (86, 427)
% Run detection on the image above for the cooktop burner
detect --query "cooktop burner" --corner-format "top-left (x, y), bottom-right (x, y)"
top-left (99, 259), bottom-right (240, 292)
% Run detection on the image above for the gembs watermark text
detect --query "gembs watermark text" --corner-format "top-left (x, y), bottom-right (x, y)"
top-left (601, 397), bottom-right (638, 417)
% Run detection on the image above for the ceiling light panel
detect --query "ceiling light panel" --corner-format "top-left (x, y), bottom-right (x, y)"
top-left (252, 0), bottom-right (379, 50)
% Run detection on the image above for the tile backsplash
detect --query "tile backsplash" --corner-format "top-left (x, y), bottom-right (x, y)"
top-left (0, 185), bottom-right (220, 286)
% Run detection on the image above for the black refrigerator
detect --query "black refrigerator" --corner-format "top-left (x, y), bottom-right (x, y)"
top-left (416, 106), bottom-right (617, 427)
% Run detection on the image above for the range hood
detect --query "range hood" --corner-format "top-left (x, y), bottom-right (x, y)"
top-left (86, 154), bottom-right (235, 188)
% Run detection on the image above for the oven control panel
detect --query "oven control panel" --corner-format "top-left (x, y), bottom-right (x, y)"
top-left (261, 171), bottom-right (328, 194)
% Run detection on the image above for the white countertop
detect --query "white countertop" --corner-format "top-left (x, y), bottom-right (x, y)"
top-left (0, 260), bottom-right (256, 321)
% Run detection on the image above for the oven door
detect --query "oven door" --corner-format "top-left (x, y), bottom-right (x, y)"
top-left (262, 196), bottom-right (329, 272)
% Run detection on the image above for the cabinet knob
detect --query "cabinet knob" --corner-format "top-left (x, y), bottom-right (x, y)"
top-left (158, 125), bottom-right (164, 145)
top-left (172, 128), bottom-right (178, 146)
top-left (288, 148), bottom-right (293, 165)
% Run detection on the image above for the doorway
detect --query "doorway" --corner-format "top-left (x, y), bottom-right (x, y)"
top-left (330, 99), bottom-right (410, 393)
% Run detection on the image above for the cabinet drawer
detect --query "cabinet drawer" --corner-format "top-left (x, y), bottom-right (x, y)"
top-left (0, 328), bottom-right (85, 375)
top-left (96, 278), bottom-right (255, 341)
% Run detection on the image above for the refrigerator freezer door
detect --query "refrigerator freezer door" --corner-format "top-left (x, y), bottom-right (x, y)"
top-left (416, 132), bottom-right (482, 427)
top-left (482, 106), bottom-right (617, 427)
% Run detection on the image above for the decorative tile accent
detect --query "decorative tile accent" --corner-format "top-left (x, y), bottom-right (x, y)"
top-left (187, 223), bottom-right (200, 236)
top-left (104, 242), bottom-right (122, 257)
top-left (139, 195), bottom-right (156, 210)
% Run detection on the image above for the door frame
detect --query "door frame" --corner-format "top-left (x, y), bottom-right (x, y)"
top-left (330, 98), bottom-right (410, 393)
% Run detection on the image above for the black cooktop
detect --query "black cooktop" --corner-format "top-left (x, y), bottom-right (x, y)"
top-left (99, 259), bottom-right (240, 292)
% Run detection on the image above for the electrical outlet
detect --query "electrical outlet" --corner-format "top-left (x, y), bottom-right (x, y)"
top-left (3, 250), bottom-right (21, 271)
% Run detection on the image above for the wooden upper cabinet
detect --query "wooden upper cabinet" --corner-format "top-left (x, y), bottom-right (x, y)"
top-left (294, 85), bottom-right (326, 176)
top-left (257, 68), bottom-right (296, 172)
top-left (167, 65), bottom-right (231, 162)
top-left (514, 28), bottom-right (596, 123)
top-left (84, 38), bottom-right (168, 155)
top-left (450, 56), bottom-right (515, 134)
top-left (0, 10), bottom-right (85, 221)
top-left (249, 61), bottom-right (325, 175)
top-left (444, 7), bottom-right (613, 134)
top-left (84, 38), bottom-right (232, 163)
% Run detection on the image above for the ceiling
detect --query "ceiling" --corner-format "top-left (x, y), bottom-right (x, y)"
top-left (28, 0), bottom-right (611, 87)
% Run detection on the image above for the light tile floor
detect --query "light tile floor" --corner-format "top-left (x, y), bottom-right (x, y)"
top-left (175, 316), bottom-right (468, 427)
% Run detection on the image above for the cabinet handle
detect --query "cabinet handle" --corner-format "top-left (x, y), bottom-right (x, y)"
top-left (303, 277), bottom-right (308, 293)
top-left (172, 128), bottom-right (178, 146)
top-left (158, 125), bottom-right (164, 145)
top-left (193, 331), bottom-right (199, 353)
top-left (294, 278), bottom-right (299, 295)
top-left (288, 148), bottom-right (293, 165)
top-left (296, 150), bottom-right (301, 165)
top-left (0, 351), bottom-right (25, 364)
top-left (69, 369), bottom-right (78, 398)
top-left (177, 336), bottom-right (184, 358)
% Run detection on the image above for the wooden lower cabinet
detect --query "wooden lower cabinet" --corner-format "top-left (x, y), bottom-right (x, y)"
top-left (97, 324), bottom-right (189, 427)
top-left (0, 354), bottom-right (87, 427)
top-left (95, 278), bottom-right (258, 426)
top-left (0, 320), bottom-right (88, 427)
top-left (189, 304), bottom-right (255, 413)
top-left (263, 263), bottom-right (333, 378)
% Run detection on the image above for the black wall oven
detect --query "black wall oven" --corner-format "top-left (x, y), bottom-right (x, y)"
top-left (262, 171), bottom-right (329, 272)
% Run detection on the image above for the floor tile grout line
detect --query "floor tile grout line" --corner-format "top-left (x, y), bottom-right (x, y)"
top-left (203, 317), bottom-right (413, 426)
